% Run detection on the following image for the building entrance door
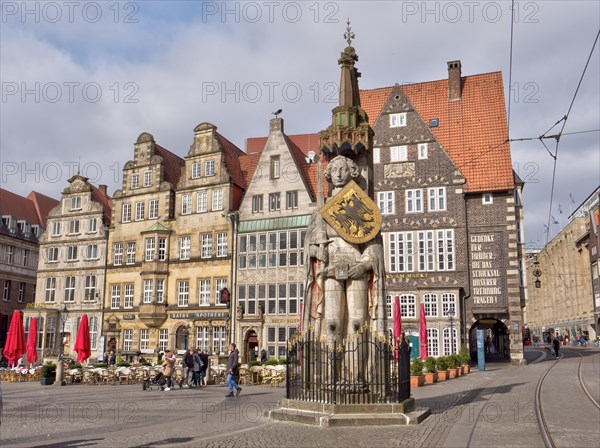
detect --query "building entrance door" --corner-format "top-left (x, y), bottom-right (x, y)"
top-left (469, 318), bottom-right (509, 362)
top-left (245, 330), bottom-right (258, 363)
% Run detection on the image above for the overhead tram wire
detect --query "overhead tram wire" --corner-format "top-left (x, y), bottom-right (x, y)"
top-left (543, 29), bottom-right (599, 244)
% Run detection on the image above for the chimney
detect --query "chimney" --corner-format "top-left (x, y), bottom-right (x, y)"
top-left (447, 60), bottom-right (462, 101)
top-left (99, 184), bottom-right (108, 196)
top-left (270, 117), bottom-right (283, 134)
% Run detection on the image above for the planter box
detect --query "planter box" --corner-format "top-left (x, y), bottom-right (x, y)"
top-left (424, 372), bottom-right (437, 384)
top-left (456, 367), bottom-right (462, 377)
top-left (40, 376), bottom-right (55, 386)
top-left (437, 370), bottom-right (448, 381)
top-left (410, 375), bottom-right (425, 387)
top-left (448, 368), bottom-right (457, 379)
top-left (462, 364), bottom-right (470, 374)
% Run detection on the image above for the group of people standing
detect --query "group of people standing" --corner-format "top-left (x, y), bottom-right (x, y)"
top-left (161, 348), bottom-right (209, 391)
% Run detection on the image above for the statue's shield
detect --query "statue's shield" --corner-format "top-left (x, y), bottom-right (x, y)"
top-left (320, 180), bottom-right (382, 244)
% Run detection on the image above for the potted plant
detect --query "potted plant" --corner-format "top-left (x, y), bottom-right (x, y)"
top-left (459, 347), bottom-right (471, 374)
top-left (410, 358), bottom-right (425, 387)
top-left (423, 357), bottom-right (437, 384)
top-left (40, 363), bottom-right (57, 386)
top-left (436, 356), bottom-right (449, 381)
top-left (448, 354), bottom-right (461, 378)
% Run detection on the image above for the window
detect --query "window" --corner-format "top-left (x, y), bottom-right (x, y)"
top-left (400, 294), bottom-right (416, 318)
top-left (423, 293), bottom-right (438, 317)
top-left (52, 221), bottom-right (61, 236)
top-left (238, 285), bottom-right (246, 315)
top-left (88, 218), bottom-right (97, 233)
top-left (179, 236), bottom-right (191, 260)
top-left (196, 327), bottom-right (210, 352)
top-left (286, 191), bottom-right (298, 209)
top-left (140, 329), bottom-right (149, 351)
top-left (64, 276), bottom-right (76, 302)
top-left (270, 156), bottom-right (280, 180)
top-left (205, 160), bottom-right (215, 176)
top-left (289, 283), bottom-right (299, 314)
top-left (378, 191), bottom-right (395, 214)
top-left (71, 196), bottom-right (81, 210)
top-left (149, 199), bottom-right (159, 219)
top-left (191, 162), bottom-right (201, 179)
top-left (406, 189), bottom-right (423, 213)
top-left (156, 279), bottom-right (165, 303)
top-left (122, 204), bottom-right (131, 223)
top-left (428, 187), bottom-right (446, 211)
top-left (390, 145), bottom-right (408, 162)
top-left (157, 238), bottom-right (167, 261)
top-left (201, 234), bottom-right (212, 258)
top-left (84, 275), bottom-right (96, 301)
top-left (181, 194), bottom-right (192, 215)
top-left (427, 328), bottom-right (439, 357)
top-left (22, 249), bottom-right (29, 267)
top-left (197, 192), bottom-right (208, 213)
top-left (5, 245), bottom-right (14, 264)
top-left (113, 243), bottom-right (123, 265)
top-left (143, 279), bottom-right (153, 303)
top-left (124, 284), bottom-right (134, 308)
top-left (442, 293), bottom-right (457, 317)
top-left (442, 327), bottom-right (458, 356)
top-left (212, 326), bottom-right (226, 355)
top-left (247, 285), bottom-right (256, 314)
top-left (418, 143), bottom-right (428, 159)
top-left (437, 229), bottom-right (455, 271)
top-left (158, 329), bottom-right (168, 352)
top-left (130, 173), bottom-right (139, 189)
top-left (389, 112), bottom-right (407, 128)
top-left (386, 295), bottom-right (393, 319)
top-left (111, 285), bottom-right (121, 309)
top-left (69, 219), bottom-right (80, 234)
top-left (145, 238), bottom-right (156, 261)
top-left (45, 277), bottom-right (56, 302)
top-left (269, 193), bottom-right (281, 211)
top-left (123, 329), bottom-right (133, 351)
top-left (3, 280), bottom-right (11, 301)
top-left (215, 278), bottom-right (227, 305)
top-left (143, 170), bottom-right (152, 187)
top-left (67, 245), bottom-right (78, 261)
top-left (278, 284), bottom-right (287, 314)
top-left (177, 280), bottom-right (190, 306)
top-left (89, 316), bottom-right (98, 350)
top-left (135, 201), bottom-right (145, 221)
top-left (252, 195), bottom-right (263, 213)
top-left (417, 230), bottom-right (435, 272)
top-left (126, 242), bottom-right (136, 264)
top-left (18, 282), bottom-right (25, 302)
top-left (47, 247), bottom-right (59, 262)
top-left (216, 232), bottom-right (227, 257)
top-left (238, 235), bottom-right (247, 269)
top-left (44, 316), bottom-right (56, 349)
top-left (388, 232), bottom-right (413, 272)
top-left (199, 279), bottom-right (211, 306)
top-left (373, 147), bottom-right (380, 164)
top-left (212, 189), bottom-right (223, 211)
top-left (482, 193), bottom-right (493, 204)
top-left (86, 244), bottom-right (98, 260)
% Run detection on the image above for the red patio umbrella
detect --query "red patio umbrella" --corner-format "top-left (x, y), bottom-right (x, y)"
top-left (74, 314), bottom-right (91, 363)
top-left (393, 296), bottom-right (402, 359)
top-left (419, 303), bottom-right (428, 360)
top-left (3, 310), bottom-right (26, 366)
top-left (26, 317), bottom-right (38, 364)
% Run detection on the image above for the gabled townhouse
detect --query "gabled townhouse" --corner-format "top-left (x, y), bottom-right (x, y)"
top-left (26, 176), bottom-right (110, 362)
top-left (0, 189), bottom-right (57, 352)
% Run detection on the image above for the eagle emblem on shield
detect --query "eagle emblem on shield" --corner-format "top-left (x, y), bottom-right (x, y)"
top-left (320, 180), bottom-right (382, 244)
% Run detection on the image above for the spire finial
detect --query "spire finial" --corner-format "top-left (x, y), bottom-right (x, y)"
top-left (344, 19), bottom-right (355, 47)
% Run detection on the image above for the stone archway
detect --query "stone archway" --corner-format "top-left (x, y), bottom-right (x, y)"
top-left (244, 329), bottom-right (259, 364)
top-left (468, 318), bottom-right (510, 362)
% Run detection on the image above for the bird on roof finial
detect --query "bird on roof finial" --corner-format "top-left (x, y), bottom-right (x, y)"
top-left (344, 19), bottom-right (355, 47)
top-left (272, 109), bottom-right (282, 118)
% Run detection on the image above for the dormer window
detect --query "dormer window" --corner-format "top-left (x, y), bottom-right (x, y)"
top-left (389, 113), bottom-right (407, 128)
top-left (71, 196), bottom-right (81, 210)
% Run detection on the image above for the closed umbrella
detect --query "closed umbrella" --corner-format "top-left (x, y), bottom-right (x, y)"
top-left (393, 296), bottom-right (401, 360)
top-left (74, 314), bottom-right (91, 363)
top-left (26, 317), bottom-right (38, 364)
top-left (419, 303), bottom-right (428, 360)
top-left (3, 310), bottom-right (26, 366)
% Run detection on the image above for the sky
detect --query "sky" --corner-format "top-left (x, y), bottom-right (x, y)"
top-left (1, 0), bottom-right (599, 249)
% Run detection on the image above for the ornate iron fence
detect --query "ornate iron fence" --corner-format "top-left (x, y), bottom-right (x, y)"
top-left (286, 329), bottom-right (411, 404)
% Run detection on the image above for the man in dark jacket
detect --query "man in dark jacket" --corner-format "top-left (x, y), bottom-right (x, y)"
top-left (225, 343), bottom-right (242, 397)
top-left (179, 349), bottom-right (195, 388)
top-left (199, 350), bottom-right (209, 386)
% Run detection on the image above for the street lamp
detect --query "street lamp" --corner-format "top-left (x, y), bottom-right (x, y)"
top-left (447, 305), bottom-right (455, 355)
top-left (55, 304), bottom-right (69, 386)
top-left (533, 259), bottom-right (542, 288)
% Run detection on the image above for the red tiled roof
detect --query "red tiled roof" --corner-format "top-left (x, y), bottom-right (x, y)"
top-left (155, 144), bottom-right (185, 188)
top-left (239, 153), bottom-right (261, 189)
top-left (26, 191), bottom-right (59, 227)
top-left (360, 73), bottom-right (514, 192)
top-left (215, 133), bottom-right (247, 188)
top-left (90, 185), bottom-right (112, 226)
top-left (0, 189), bottom-right (59, 228)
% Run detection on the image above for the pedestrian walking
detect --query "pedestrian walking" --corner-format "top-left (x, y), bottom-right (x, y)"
top-left (192, 349), bottom-right (202, 388)
top-left (109, 351), bottom-right (116, 366)
top-left (225, 343), bottom-right (242, 397)
top-left (179, 348), bottom-right (194, 388)
top-left (551, 332), bottom-right (560, 359)
top-left (260, 348), bottom-right (267, 365)
top-left (199, 350), bottom-right (209, 386)
top-left (162, 350), bottom-right (176, 390)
